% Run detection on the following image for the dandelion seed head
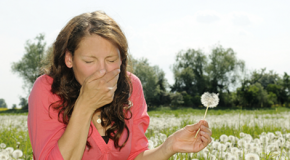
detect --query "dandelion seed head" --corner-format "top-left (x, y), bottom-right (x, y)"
top-left (245, 153), bottom-right (260, 160)
top-left (4, 147), bottom-right (14, 154)
top-left (218, 144), bottom-right (227, 151)
top-left (220, 134), bottom-right (229, 143)
top-left (0, 153), bottom-right (9, 160)
top-left (239, 132), bottom-right (245, 138)
top-left (0, 143), bottom-right (6, 149)
top-left (229, 135), bottom-right (236, 142)
top-left (244, 135), bottom-right (253, 143)
top-left (238, 139), bottom-right (247, 148)
top-left (201, 92), bottom-right (219, 108)
top-left (259, 136), bottom-right (269, 145)
top-left (228, 155), bottom-right (238, 160)
top-left (275, 131), bottom-right (282, 137)
top-left (267, 132), bottom-right (275, 140)
top-left (251, 146), bottom-right (261, 154)
top-left (12, 149), bottom-right (23, 159)
top-left (148, 140), bottom-right (154, 149)
top-left (225, 142), bottom-right (232, 149)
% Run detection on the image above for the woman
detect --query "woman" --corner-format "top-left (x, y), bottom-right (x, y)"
top-left (28, 11), bottom-right (212, 160)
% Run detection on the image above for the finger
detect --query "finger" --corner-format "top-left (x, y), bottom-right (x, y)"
top-left (200, 134), bottom-right (211, 145)
top-left (108, 82), bottom-right (118, 93)
top-left (200, 130), bottom-right (212, 143)
top-left (200, 120), bottom-right (209, 128)
top-left (106, 71), bottom-right (120, 87)
top-left (200, 125), bottom-right (212, 137)
top-left (86, 69), bottom-right (107, 83)
top-left (185, 121), bottom-right (202, 132)
top-left (102, 68), bottom-right (121, 83)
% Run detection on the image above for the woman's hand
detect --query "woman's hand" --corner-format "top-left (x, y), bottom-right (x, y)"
top-left (165, 120), bottom-right (212, 154)
top-left (75, 68), bottom-right (120, 113)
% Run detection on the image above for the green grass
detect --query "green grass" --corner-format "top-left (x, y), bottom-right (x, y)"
top-left (147, 106), bottom-right (290, 117)
top-left (1, 107), bottom-right (290, 159)
top-left (0, 108), bottom-right (28, 115)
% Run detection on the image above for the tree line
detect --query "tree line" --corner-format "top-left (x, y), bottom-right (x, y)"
top-left (3, 34), bottom-right (289, 109)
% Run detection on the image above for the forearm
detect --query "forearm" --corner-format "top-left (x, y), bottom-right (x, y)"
top-left (135, 137), bottom-right (175, 160)
top-left (58, 105), bottom-right (93, 160)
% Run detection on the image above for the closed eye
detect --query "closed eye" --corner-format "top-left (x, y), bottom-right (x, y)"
top-left (85, 61), bottom-right (93, 63)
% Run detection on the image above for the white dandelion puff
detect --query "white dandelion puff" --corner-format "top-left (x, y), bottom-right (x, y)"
top-left (267, 132), bottom-right (275, 140)
top-left (0, 143), bottom-right (6, 149)
top-left (195, 92), bottom-right (219, 138)
top-left (212, 141), bottom-right (220, 150)
top-left (245, 153), bottom-right (260, 160)
top-left (239, 132), bottom-right (245, 138)
top-left (201, 92), bottom-right (219, 108)
top-left (148, 140), bottom-right (154, 149)
top-left (12, 149), bottom-right (23, 159)
top-left (229, 135), bottom-right (236, 143)
top-left (238, 139), bottom-right (247, 148)
top-left (220, 134), bottom-right (229, 143)
top-left (4, 147), bottom-right (14, 154)
top-left (0, 153), bottom-right (9, 160)
top-left (228, 155), bottom-right (238, 160)
top-left (218, 144), bottom-right (227, 151)
top-left (251, 146), bottom-right (261, 154)
top-left (230, 147), bottom-right (239, 154)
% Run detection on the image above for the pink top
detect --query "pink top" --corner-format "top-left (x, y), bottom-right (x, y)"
top-left (28, 73), bottom-right (150, 160)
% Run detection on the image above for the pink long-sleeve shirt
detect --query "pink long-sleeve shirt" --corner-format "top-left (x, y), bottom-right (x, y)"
top-left (28, 73), bottom-right (150, 160)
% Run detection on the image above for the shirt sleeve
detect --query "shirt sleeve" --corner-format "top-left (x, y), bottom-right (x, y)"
top-left (27, 75), bottom-right (65, 160)
top-left (127, 74), bottom-right (150, 160)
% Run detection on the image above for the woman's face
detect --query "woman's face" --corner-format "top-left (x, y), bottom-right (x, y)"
top-left (65, 34), bottom-right (122, 85)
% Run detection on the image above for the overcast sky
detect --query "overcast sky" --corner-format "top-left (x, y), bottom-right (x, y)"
top-left (1, 0), bottom-right (289, 108)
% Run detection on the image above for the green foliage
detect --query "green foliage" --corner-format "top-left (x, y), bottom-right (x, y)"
top-left (171, 49), bottom-right (207, 95)
top-left (131, 57), bottom-right (170, 107)
top-left (19, 96), bottom-right (28, 110)
top-left (0, 98), bottom-right (7, 108)
top-left (236, 69), bottom-right (290, 109)
top-left (11, 33), bottom-right (47, 95)
top-left (12, 104), bottom-right (17, 109)
top-left (171, 45), bottom-right (245, 108)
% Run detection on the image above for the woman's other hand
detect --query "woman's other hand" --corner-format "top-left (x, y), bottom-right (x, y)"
top-left (165, 120), bottom-right (212, 154)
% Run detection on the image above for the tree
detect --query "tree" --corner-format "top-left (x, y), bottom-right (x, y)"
top-left (282, 72), bottom-right (290, 106)
top-left (19, 96), bottom-right (28, 110)
top-left (131, 57), bottom-right (169, 107)
top-left (0, 98), bottom-right (7, 108)
top-left (12, 104), bottom-right (17, 109)
top-left (206, 45), bottom-right (245, 107)
top-left (237, 83), bottom-right (275, 109)
top-left (171, 49), bottom-right (208, 107)
top-left (236, 69), bottom-right (285, 109)
top-left (11, 33), bottom-right (47, 95)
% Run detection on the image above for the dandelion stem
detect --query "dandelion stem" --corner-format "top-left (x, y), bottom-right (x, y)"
top-left (203, 105), bottom-right (209, 120)
top-left (195, 105), bottom-right (209, 138)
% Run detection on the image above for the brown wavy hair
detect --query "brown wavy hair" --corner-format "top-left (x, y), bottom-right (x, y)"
top-left (41, 11), bottom-right (132, 150)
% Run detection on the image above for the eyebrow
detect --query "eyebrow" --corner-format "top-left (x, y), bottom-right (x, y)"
top-left (83, 55), bottom-right (118, 58)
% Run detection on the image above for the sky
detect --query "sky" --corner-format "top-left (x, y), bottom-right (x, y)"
top-left (0, 0), bottom-right (289, 108)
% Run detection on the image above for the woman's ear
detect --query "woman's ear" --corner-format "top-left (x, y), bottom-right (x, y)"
top-left (65, 50), bottom-right (73, 68)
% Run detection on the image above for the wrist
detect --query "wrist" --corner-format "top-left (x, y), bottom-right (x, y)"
top-left (73, 98), bottom-right (95, 118)
top-left (161, 135), bottom-right (176, 157)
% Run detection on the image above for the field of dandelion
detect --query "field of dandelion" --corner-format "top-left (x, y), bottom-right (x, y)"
top-left (1, 107), bottom-right (290, 160)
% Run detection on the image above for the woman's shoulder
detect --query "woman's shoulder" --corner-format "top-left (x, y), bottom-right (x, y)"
top-left (32, 74), bottom-right (53, 91)
top-left (126, 71), bottom-right (142, 89)
top-left (29, 74), bottom-right (57, 103)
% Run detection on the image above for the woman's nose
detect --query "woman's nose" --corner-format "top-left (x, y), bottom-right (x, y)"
top-left (97, 60), bottom-right (107, 72)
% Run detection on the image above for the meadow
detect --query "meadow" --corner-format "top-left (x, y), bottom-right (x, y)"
top-left (0, 107), bottom-right (289, 160)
